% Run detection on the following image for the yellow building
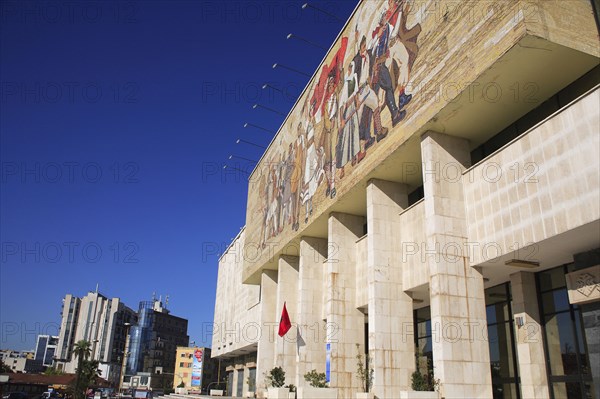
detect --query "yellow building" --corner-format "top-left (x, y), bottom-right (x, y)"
top-left (173, 347), bottom-right (217, 393)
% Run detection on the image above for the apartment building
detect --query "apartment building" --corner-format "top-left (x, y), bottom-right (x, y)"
top-left (55, 291), bottom-right (136, 384)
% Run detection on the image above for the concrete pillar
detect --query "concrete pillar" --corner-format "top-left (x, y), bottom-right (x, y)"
top-left (366, 179), bottom-right (415, 396)
top-left (256, 270), bottom-right (277, 398)
top-left (326, 212), bottom-right (365, 398)
top-left (421, 131), bottom-right (493, 399)
top-left (510, 272), bottom-right (550, 399)
top-left (297, 237), bottom-right (328, 387)
top-left (274, 255), bottom-right (299, 386)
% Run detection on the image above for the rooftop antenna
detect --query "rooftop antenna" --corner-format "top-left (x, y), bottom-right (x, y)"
top-left (165, 295), bottom-right (169, 308)
top-left (152, 292), bottom-right (156, 301)
top-left (95, 283), bottom-right (99, 294)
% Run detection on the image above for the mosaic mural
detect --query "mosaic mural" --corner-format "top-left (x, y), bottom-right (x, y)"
top-left (251, 0), bottom-right (422, 249)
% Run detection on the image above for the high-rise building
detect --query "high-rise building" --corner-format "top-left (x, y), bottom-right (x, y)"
top-left (34, 335), bottom-right (58, 367)
top-left (211, 1), bottom-right (600, 398)
top-left (55, 290), bottom-right (136, 385)
top-left (123, 297), bottom-right (189, 391)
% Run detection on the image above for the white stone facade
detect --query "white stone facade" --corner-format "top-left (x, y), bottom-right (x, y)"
top-left (212, 1), bottom-right (600, 398)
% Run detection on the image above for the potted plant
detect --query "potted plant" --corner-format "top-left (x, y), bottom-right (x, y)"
top-left (285, 384), bottom-right (296, 399)
top-left (355, 344), bottom-right (374, 399)
top-left (399, 350), bottom-right (439, 399)
top-left (266, 367), bottom-right (289, 399)
top-left (298, 370), bottom-right (337, 399)
top-left (175, 381), bottom-right (187, 394)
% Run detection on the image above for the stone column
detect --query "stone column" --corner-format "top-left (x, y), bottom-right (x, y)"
top-left (326, 212), bottom-right (365, 398)
top-left (274, 255), bottom-right (300, 386)
top-left (366, 179), bottom-right (415, 396)
top-left (510, 271), bottom-right (550, 399)
top-left (297, 237), bottom-right (328, 387)
top-left (256, 270), bottom-right (278, 398)
top-left (421, 131), bottom-right (493, 399)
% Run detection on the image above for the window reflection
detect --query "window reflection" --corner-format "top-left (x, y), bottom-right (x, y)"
top-left (414, 307), bottom-right (434, 383)
top-left (537, 265), bottom-right (596, 399)
top-left (485, 283), bottom-right (519, 399)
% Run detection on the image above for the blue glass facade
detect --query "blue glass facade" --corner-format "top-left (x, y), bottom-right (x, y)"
top-left (126, 301), bottom-right (155, 375)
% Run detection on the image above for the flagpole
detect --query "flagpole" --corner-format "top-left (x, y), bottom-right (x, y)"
top-left (281, 304), bottom-right (285, 367)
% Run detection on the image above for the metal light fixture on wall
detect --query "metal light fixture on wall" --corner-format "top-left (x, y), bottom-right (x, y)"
top-left (272, 63), bottom-right (311, 78)
top-left (301, 3), bottom-right (344, 22)
top-left (236, 138), bottom-right (266, 149)
top-left (252, 103), bottom-right (286, 116)
top-left (244, 122), bottom-right (276, 134)
top-left (262, 83), bottom-right (283, 93)
top-left (505, 259), bottom-right (540, 268)
top-left (223, 164), bottom-right (250, 175)
top-left (229, 155), bottom-right (257, 163)
top-left (287, 33), bottom-right (327, 50)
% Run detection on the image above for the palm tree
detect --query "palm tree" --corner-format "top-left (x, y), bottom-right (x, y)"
top-left (73, 340), bottom-right (92, 368)
top-left (73, 341), bottom-right (92, 399)
top-left (81, 360), bottom-right (101, 391)
top-left (0, 359), bottom-right (12, 373)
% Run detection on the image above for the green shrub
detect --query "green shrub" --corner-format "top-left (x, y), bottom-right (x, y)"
top-left (266, 366), bottom-right (286, 388)
top-left (303, 370), bottom-right (328, 388)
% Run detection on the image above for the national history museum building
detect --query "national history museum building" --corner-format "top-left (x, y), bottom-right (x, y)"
top-left (211, 1), bottom-right (600, 398)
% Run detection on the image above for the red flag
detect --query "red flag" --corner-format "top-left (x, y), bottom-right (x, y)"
top-left (278, 302), bottom-right (292, 337)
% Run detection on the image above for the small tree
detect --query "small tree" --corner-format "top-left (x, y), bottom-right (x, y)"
top-left (303, 370), bottom-right (328, 388)
top-left (266, 366), bottom-right (286, 388)
top-left (355, 344), bottom-right (373, 393)
top-left (73, 340), bottom-right (92, 399)
top-left (410, 369), bottom-right (429, 391)
top-left (247, 376), bottom-right (256, 392)
top-left (411, 348), bottom-right (439, 391)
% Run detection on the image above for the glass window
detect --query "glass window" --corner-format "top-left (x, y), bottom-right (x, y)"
top-left (545, 311), bottom-right (583, 376)
top-left (485, 283), bottom-right (519, 398)
top-left (413, 307), bottom-right (434, 383)
top-left (486, 284), bottom-right (509, 304)
top-left (537, 264), bottom-right (596, 399)
top-left (493, 383), bottom-right (519, 399)
top-left (541, 290), bottom-right (570, 315)
top-left (538, 265), bottom-right (568, 292)
top-left (488, 323), bottom-right (516, 379)
top-left (552, 382), bottom-right (582, 399)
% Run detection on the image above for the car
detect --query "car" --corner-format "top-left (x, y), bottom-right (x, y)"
top-left (3, 393), bottom-right (28, 399)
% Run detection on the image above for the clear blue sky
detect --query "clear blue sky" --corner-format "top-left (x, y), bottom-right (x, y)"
top-left (0, 0), bottom-right (357, 351)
